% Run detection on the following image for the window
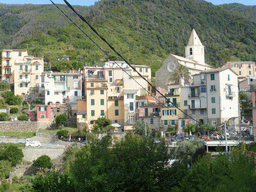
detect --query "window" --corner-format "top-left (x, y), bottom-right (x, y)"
top-left (162, 109), bottom-right (169, 116)
top-left (73, 75), bottom-right (78, 79)
top-left (41, 115), bottom-right (45, 118)
top-left (91, 83), bottom-right (94, 87)
top-left (212, 120), bottom-right (217, 126)
top-left (20, 83), bottom-right (23, 87)
top-left (19, 52), bottom-right (22, 56)
top-left (249, 64), bottom-right (251, 69)
top-left (210, 73), bottom-right (215, 80)
top-left (109, 70), bottom-right (112, 76)
top-left (190, 48), bottom-right (193, 55)
top-left (19, 75), bottom-right (22, 79)
top-left (90, 121), bottom-right (94, 124)
top-left (100, 90), bottom-right (104, 95)
top-left (200, 86), bottom-right (206, 93)
top-left (60, 75), bottom-right (65, 81)
top-left (140, 68), bottom-right (142, 72)
top-left (25, 83), bottom-right (28, 87)
top-left (25, 65), bottom-right (28, 72)
top-left (239, 71), bottom-right (241, 75)
top-left (6, 60), bottom-right (9, 66)
top-left (115, 110), bottom-right (119, 116)
top-left (146, 68), bottom-right (148, 72)
top-left (164, 120), bottom-right (168, 125)
top-left (36, 65), bottom-right (38, 70)
top-left (212, 108), bottom-right (216, 114)
top-left (171, 120), bottom-right (175, 125)
top-left (184, 100), bottom-right (187, 106)
top-left (101, 110), bottom-right (105, 116)
top-left (228, 74), bottom-right (230, 81)
top-left (100, 99), bottom-right (104, 105)
top-left (20, 65), bottom-right (22, 70)
top-left (25, 75), bottom-right (28, 79)
top-left (109, 78), bottom-right (112, 82)
top-left (249, 71), bottom-right (252, 75)
top-left (91, 90), bottom-right (94, 95)
top-left (91, 99), bottom-right (95, 105)
top-left (211, 97), bottom-right (215, 103)
top-left (47, 91), bottom-right (50, 95)
top-left (170, 109), bottom-right (177, 115)
top-left (39, 107), bottom-right (46, 111)
top-left (150, 118), bottom-right (154, 124)
top-left (210, 85), bottom-right (216, 92)
top-left (115, 100), bottom-right (118, 106)
top-left (74, 91), bottom-right (78, 96)
top-left (200, 109), bottom-right (204, 115)
top-left (129, 102), bottom-right (134, 111)
top-left (62, 91), bottom-right (65, 96)
top-left (127, 94), bottom-right (130, 99)
top-left (91, 110), bottom-right (95, 116)
top-left (172, 98), bottom-right (177, 106)
top-left (129, 116), bottom-right (134, 124)
top-left (145, 108), bottom-right (148, 117)
top-left (36, 75), bottom-right (38, 79)
top-left (82, 114), bottom-right (86, 118)
top-left (131, 94), bottom-right (134, 99)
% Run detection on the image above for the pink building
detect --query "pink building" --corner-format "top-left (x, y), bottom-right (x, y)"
top-left (36, 105), bottom-right (51, 122)
top-left (251, 88), bottom-right (256, 140)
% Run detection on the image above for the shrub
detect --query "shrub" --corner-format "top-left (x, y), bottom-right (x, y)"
top-left (33, 155), bottom-right (53, 169)
top-left (18, 114), bottom-right (28, 121)
top-left (10, 107), bottom-right (19, 114)
top-left (57, 129), bottom-right (69, 137)
top-left (1, 91), bottom-right (22, 105)
top-left (55, 114), bottom-right (68, 126)
top-left (0, 112), bottom-right (10, 121)
top-left (0, 99), bottom-right (6, 108)
top-left (2, 145), bottom-right (24, 166)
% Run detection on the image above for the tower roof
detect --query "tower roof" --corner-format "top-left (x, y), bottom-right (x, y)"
top-left (187, 29), bottom-right (203, 46)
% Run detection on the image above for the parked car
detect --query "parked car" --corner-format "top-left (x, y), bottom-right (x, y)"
top-left (25, 139), bottom-right (41, 147)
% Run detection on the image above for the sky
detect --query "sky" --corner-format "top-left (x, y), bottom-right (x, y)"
top-left (0, 0), bottom-right (255, 6)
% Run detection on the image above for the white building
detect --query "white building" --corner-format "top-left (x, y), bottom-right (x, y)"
top-left (182, 68), bottom-right (239, 126)
top-left (42, 71), bottom-right (82, 105)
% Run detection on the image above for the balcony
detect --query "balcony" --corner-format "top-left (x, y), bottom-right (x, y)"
top-left (23, 79), bottom-right (30, 83)
top-left (188, 93), bottom-right (200, 98)
top-left (188, 104), bottom-right (206, 109)
top-left (226, 92), bottom-right (234, 98)
top-left (108, 96), bottom-right (124, 100)
top-left (22, 70), bottom-right (32, 74)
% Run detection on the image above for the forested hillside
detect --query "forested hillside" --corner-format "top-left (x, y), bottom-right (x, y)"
top-left (2, 0), bottom-right (256, 75)
top-left (220, 3), bottom-right (256, 22)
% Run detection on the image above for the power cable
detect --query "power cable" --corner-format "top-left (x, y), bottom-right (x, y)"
top-left (50, 0), bottom-right (158, 102)
top-left (52, 0), bottom-right (199, 123)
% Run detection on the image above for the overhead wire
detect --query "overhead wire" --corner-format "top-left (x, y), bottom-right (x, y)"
top-left (51, 0), bottom-right (199, 123)
top-left (50, 0), bottom-right (158, 102)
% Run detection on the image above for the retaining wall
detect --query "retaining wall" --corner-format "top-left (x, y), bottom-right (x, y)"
top-left (0, 121), bottom-right (51, 132)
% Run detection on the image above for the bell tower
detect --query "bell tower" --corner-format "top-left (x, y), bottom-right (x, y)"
top-left (185, 29), bottom-right (205, 65)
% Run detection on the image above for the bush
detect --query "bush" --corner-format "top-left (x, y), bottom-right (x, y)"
top-left (1, 91), bottom-right (22, 105)
top-left (0, 99), bottom-right (6, 108)
top-left (55, 114), bottom-right (68, 126)
top-left (10, 107), bottom-right (19, 114)
top-left (0, 112), bottom-right (10, 121)
top-left (57, 129), bottom-right (69, 137)
top-left (18, 114), bottom-right (28, 121)
top-left (2, 145), bottom-right (24, 166)
top-left (33, 155), bottom-right (53, 169)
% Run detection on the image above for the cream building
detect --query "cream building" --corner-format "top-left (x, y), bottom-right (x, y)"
top-left (13, 55), bottom-right (44, 100)
top-left (2, 49), bottom-right (28, 83)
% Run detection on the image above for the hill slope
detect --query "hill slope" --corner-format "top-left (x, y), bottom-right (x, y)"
top-left (2, 0), bottom-right (256, 75)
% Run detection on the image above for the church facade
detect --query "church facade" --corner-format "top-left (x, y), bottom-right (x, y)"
top-left (155, 29), bottom-right (212, 90)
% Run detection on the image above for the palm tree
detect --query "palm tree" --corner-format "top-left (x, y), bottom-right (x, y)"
top-left (169, 64), bottom-right (191, 85)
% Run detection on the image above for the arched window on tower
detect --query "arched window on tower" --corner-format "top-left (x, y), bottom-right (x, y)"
top-left (190, 48), bottom-right (193, 55)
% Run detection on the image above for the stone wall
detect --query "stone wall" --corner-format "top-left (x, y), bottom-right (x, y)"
top-left (0, 121), bottom-right (52, 132)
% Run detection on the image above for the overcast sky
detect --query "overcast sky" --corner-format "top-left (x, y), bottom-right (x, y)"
top-left (0, 0), bottom-right (255, 6)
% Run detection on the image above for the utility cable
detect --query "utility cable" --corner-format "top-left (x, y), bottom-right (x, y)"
top-left (50, 0), bottom-right (159, 103)
top-left (54, 0), bottom-right (199, 123)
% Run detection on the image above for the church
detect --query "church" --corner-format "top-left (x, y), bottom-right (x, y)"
top-left (155, 29), bottom-right (212, 90)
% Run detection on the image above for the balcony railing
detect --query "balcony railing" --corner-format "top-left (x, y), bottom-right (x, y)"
top-left (188, 93), bottom-right (200, 98)
top-left (22, 79), bottom-right (30, 83)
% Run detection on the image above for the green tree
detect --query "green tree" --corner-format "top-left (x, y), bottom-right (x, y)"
top-left (33, 155), bottom-right (53, 170)
top-left (17, 114), bottom-right (28, 121)
top-left (92, 117), bottom-right (112, 135)
top-left (55, 114), bottom-right (68, 127)
top-left (56, 129), bottom-right (69, 137)
top-left (10, 107), bottom-right (19, 114)
top-left (169, 65), bottom-right (191, 84)
top-left (184, 123), bottom-right (196, 135)
top-left (0, 160), bottom-right (13, 180)
top-left (2, 145), bottom-right (24, 166)
top-left (1, 91), bottom-right (22, 105)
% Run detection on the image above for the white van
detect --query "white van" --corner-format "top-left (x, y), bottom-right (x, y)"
top-left (25, 139), bottom-right (41, 147)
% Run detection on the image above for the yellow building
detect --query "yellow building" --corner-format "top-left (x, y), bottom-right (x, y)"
top-left (161, 84), bottom-right (183, 129)
top-left (85, 78), bottom-right (108, 129)
top-left (13, 55), bottom-right (44, 100)
top-left (1, 49), bottom-right (28, 83)
top-left (107, 79), bottom-right (124, 130)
